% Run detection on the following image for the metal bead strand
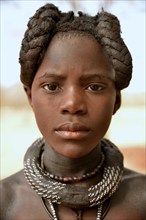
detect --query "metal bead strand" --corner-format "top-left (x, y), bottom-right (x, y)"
top-left (96, 203), bottom-right (103, 220)
top-left (24, 138), bottom-right (124, 208)
top-left (48, 200), bottom-right (58, 220)
top-left (47, 200), bottom-right (103, 220)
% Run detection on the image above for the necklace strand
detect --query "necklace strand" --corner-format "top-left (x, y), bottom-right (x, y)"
top-left (48, 200), bottom-right (103, 220)
top-left (24, 138), bottom-right (123, 208)
top-left (41, 197), bottom-right (111, 220)
top-left (40, 152), bottom-right (105, 183)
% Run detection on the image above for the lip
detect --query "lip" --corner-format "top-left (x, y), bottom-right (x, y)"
top-left (55, 122), bottom-right (90, 140)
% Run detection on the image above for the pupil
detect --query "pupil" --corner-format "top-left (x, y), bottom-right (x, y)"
top-left (91, 85), bottom-right (98, 90)
top-left (50, 84), bottom-right (57, 90)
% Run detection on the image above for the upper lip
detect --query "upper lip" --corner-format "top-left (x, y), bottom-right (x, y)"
top-left (55, 122), bottom-right (90, 132)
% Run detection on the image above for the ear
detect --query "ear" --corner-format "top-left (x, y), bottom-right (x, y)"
top-left (23, 85), bottom-right (33, 108)
top-left (113, 90), bottom-right (121, 115)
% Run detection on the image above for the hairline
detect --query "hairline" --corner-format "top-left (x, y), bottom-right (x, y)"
top-left (51, 30), bottom-right (99, 45)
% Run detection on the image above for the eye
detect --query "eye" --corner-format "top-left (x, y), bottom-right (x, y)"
top-left (43, 83), bottom-right (61, 92)
top-left (86, 83), bottom-right (105, 92)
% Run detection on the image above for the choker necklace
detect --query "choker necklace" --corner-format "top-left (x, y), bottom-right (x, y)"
top-left (24, 138), bottom-right (123, 210)
top-left (40, 151), bottom-right (105, 183)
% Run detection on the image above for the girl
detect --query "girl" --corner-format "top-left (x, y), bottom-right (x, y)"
top-left (1, 3), bottom-right (145, 220)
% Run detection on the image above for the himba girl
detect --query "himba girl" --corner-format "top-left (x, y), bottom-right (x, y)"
top-left (1, 3), bottom-right (145, 220)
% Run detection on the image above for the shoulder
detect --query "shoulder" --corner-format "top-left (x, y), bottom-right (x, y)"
top-left (115, 168), bottom-right (146, 217)
top-left (0, 170), bottom-right (49, 220)
top-left (0, 170), bottom-right (28, 219)
top-left (122, 168), bottom-right (146, 191)
top-left (0, 170), bottom-right (26, 193)
top-left (123, 168), bottom-right (146, 202)
top-left (0, 170), bottom-right (24, 196)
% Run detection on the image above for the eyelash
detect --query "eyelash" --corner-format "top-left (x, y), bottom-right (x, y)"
top-left (42, 83), bottom-right (106, 93)
top-left (43, 83), bottom-right (61, 93)
top-left (85, 83), bottom-right (105, 92)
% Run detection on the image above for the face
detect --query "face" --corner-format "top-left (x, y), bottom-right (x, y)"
top-left (26, 34), bottom-right (118, 158)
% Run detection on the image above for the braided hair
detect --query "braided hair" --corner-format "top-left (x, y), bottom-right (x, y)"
top-left (19, 3), bottom-right (132, 90)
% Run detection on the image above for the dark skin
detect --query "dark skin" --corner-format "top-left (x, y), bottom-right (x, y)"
top-left (1, 169), bottom-right (145, 220)
top-left (1, 35), bottom-right (145, 220)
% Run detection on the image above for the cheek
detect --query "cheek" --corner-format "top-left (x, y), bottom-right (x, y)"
top-left (31, 95), bottom-right (50, 131)
top-left (91, 95), bottom-right (116, 132)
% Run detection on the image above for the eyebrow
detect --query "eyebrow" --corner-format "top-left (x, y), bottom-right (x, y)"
top-left (79, 73), bottom-right (115, 82)
top-left (38, 72), bottom-right (66, 80)
top-left (38, 72), bottom-right (115, 82)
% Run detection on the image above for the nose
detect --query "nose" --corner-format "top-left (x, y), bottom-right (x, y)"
top-left (60, 88), bottom-right (87, 115)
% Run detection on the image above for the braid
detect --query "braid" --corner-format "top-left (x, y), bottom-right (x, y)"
top-left (95, 11), bottom-right (132, 89)
top-left (19, 3), bottom-right (132, 90)
top-left (19, 4), bottom-right (61, 87)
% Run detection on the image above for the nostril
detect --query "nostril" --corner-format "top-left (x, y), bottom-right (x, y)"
top-left (61, 105), bottom-right (86, 115)
top-left (60, 91), bottom-right (87, 115)
top-left (62, 109), bottom-right (69, 114)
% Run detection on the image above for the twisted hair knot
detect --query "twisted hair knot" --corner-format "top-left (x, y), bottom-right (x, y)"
top-left (19, 3), bottom-right (132, 90)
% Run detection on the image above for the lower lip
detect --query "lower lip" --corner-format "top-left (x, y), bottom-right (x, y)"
top-left (55, 130), bottom-right (90, 139)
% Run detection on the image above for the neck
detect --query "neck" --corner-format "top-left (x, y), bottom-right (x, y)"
top-left (43, 142), bottom-right (102, 178)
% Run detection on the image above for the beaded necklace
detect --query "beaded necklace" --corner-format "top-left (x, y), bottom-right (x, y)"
top-left (40, 151), bottom-right (105, 183)
top-left (24, 138), bottom-right (123, 219)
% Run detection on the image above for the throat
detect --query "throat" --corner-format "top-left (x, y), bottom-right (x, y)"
top-left (42, 142), bottom-right (102, 179)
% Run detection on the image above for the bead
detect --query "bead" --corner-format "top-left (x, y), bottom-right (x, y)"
top-left (37, 152), bottom-right (105, 183)
top-left (23, 137), bottom-right (123, 208)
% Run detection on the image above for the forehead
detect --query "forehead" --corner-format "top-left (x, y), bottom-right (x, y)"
top-left (36, 32), bottom-right (115, 80)
top-left (46, 32), bottom-right (109, 63)
top-left (48, 31), bottom-right (100, 56)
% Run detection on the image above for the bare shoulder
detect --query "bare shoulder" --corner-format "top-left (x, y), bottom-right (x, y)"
top-left (0, 170), bottom-right (50, 220)
top-left (0, 170), bottom-right (26, 195)
top-left (122, 168), bottom-right (145, 197)
top-left (122, 168), bottom-right (146, 191)
top-left (124, 168), bottom-right (145, 201)
top-left (112, 168), bottom-right (146, 218)
top-left (0, 170), bottom-right (25, 198)
top-left (0, 170), bottom-right (28, 219)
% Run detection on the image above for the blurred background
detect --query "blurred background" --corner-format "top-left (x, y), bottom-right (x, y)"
top-left (0, 0), bottom-right (145, 179)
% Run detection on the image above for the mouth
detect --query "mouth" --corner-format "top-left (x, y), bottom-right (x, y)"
top-left (55, 122), bottom-right (90, 140)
